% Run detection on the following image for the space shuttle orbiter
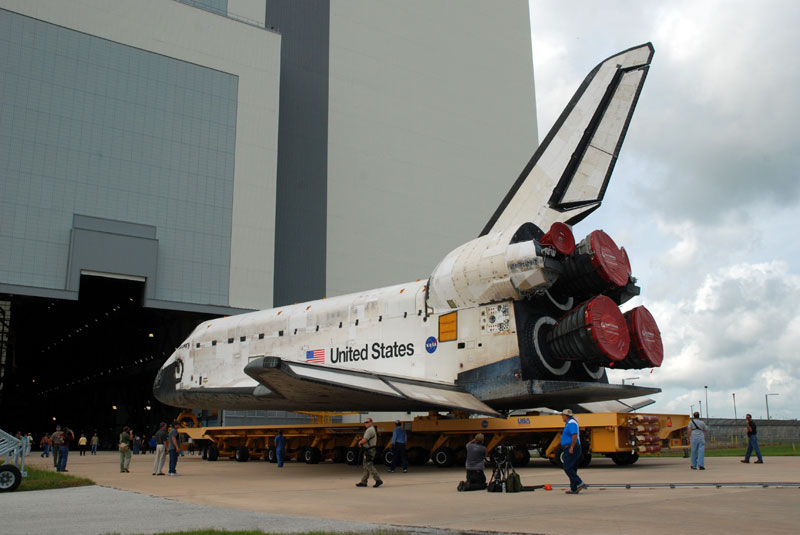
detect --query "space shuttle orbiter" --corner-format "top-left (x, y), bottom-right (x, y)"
top-left (154, 44), bottom-right (663, 417)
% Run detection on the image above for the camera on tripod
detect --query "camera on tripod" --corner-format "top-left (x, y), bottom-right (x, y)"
top-left (492, 444), bottom-right (510, 465)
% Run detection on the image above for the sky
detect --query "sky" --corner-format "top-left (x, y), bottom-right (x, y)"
top-left (528, 0), bottom-right (800, 420)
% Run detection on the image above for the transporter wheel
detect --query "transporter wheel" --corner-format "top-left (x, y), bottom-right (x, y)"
top-left (303, 447), bottom-right (321, 464)
top-left (206, 445), bottom-right (219, 462)
top-left (345, 447), bottom-right (360, 465)
top-left (549, 448), bottom-right (564, 468)
top-left (234, 446), bottom-right (250, 462)
top-left (383, 449), bottom-right (394, 466)
top-left (511, 446), bottom-right (531, 467)
top-left (331, 446), bottom-right (346, 463)
top-left (407, 447), bottom-right (430, 466)
top-left (0, 464), bottom-right (22, 492)
top-left (611, 451), bottom-right (639, 466)
top-left (579, 448), bottom-right (593, 468)
top-left (201, 447), bottom-right (208, 460)
top-left (266, 447), bottom-right (277, 463)
top-left (432, 447), bottom-right (455, 468)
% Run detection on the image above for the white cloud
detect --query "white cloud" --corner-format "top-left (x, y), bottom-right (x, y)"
top-left (529, 1), bottom-right (800, 419)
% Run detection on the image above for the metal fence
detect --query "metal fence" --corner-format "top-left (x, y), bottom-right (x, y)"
top-left (701, 418), bottom-right (800, 447)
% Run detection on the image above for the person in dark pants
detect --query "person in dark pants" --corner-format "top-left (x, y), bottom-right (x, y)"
top-left (167, 422), bottom-right (181, 476)
top-left (457, 433), bottom-right (487, 491)
top-left (388, 420), bottom-right (408, 473)
top-left (275, 430), bottom-right (286, 467)
top-left (741, 414), bottom-right (764, 464)
top-left (560, 409), bottom-right (586, 494)
top-left (57, 427), bottom-right (74, 472)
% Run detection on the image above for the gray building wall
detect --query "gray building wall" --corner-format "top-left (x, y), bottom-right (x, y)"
top-left (0, 1), bottom-right (282, 313)
top-left (179, 0), bottom-right (229, 17)
top-left (325, 1), bottom-right (539, 296)
top-left (267, 0), bottom-right (330, 307)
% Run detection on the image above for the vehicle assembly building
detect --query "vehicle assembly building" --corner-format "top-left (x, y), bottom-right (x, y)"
top-left (0, 0), bottom-right (538, 436)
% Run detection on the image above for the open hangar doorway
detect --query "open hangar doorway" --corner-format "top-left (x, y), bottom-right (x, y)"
top-left (0, 274), bottom-right (218, 449)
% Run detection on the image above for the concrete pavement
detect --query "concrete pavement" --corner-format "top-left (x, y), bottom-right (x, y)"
top-left (8, 451), bottom-right (800, 534)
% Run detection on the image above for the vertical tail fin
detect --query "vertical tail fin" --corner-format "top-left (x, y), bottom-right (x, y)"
top-left (481, 43), bottom-right (654, 236)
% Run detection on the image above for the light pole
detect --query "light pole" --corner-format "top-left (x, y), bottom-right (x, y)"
top-left (732, 393), bottom-right (737, 420)
top-left (699, 400), bottom-right (702, 417)
top-left (622, 376), bottom-right (640, 385)
top-left (690, 404), bottom-right (695, 415)
top-left (765, 393), bottom-right (779, 420)
top-left (704, 385), bottom-right (709, 418)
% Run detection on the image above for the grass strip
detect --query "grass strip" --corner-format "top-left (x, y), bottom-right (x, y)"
top-left (116, 531), bottom-right (409, 535)
top-left (17, 465), bottom-right (95, 491)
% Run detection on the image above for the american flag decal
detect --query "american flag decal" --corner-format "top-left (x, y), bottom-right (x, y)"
top-left (306, 349), bottom-right (325, 364)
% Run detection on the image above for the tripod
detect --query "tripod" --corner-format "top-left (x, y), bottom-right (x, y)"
top-left (489, 454), bottom-right (514, 491)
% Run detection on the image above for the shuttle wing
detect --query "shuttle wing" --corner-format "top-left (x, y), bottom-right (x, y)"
top-left (481, 43), bottom-right (654, 234)
top-left (243, 357), bottom-right (502, 417)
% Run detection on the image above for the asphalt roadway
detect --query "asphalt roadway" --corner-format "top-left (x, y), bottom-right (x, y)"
top-left (6, 452), bottom-right (800, 535)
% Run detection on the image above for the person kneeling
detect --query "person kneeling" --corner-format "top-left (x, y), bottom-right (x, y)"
top-left (458, 434), bottom-right (487, 491)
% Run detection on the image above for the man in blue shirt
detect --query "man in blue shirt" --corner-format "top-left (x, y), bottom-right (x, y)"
top-left (275, 430), bottom-right (286, 467)
top-left (388, 420), bottom-right (408, 473)
top-left (560, 409), bottom-right (586, 494)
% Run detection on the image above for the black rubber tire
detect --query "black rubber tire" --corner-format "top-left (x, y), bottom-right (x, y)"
top-left (234, 446), bottom-right (249, 462)
top-left (383, 449), bottom-right (394, 466)
top-left (549, 448), bottom-right (564, 468)
top-left (206, 445), bottom-right (219, 462)
top-left (331, 446), bottom-right (346, 463)
top-left (579, 449), bottom-right (593, 467)
top-left (611, 451), bottom-right (639, 466)
top-left (0, 464), bottom-right (22, 492)
top-left (345, 447), bottom-right (360, 465)
top-left (303, 447), bottom-right (321, 464)
top-left (407, 447), bottom-right (429, 466)
top-left (266, 447), bottom-right (277, 463)
top-left (511, 446), bottom-right (531, 467)
top-left (432, 447), bottom-right (455, 468)
top-left (201, 447), bottom-right (208, 460)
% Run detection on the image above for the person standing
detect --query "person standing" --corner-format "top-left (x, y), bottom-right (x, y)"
top-left (355, 417), bottom-right (383, 488)
top-left (458, 433), bottom-right (487, 491)
top-left (689, 411), bottom-right (708, 470)
top-left (275, 430), bottom-right (286, 467)
top-left (560, 409), bottom-right (586, 494)
top-left (25, 433), bottom-right (33, 457)
top-left (78, 434), bottom-right (87, 456)
top-left (741, 414), bottom-right (764, 464)
top-left (90, 433), bottom-right (99, 455)
top-left (57, 427), bottom-right (74, 472)
top-left (388, 420), bottom-right (408, 473)
top-left (167, 421), bottom-right (181, 476)
top-left (50, 425), bottom-right (62, 468)
top-left (13, 431), bottom-right (27, 467)
top-left (40, 434), bottom-right (51, 458)
top-left (119, 426), bottom-right (132, 473)
top-left (153, 422), bottom-right (168, 475)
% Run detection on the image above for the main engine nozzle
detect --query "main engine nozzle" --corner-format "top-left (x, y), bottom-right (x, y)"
top-left (614, 306), bottom-right (664, 369)
top-left (550, 230), bottom-right (631, 299)
top-left (546, 295), bottom-right (630, 364)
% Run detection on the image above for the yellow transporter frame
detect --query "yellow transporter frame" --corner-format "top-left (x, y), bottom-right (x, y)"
top-left (176, 411), bottom-right (690, 467)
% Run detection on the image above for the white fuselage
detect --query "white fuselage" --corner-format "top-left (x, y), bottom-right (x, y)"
top-left (163, 279), bottom-right (521, 398)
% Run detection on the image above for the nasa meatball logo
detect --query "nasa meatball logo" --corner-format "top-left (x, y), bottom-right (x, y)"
top-left (425, 336), bottom-right (438, 354)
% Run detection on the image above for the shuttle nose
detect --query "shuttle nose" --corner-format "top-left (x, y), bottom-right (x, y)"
top-left (153, 357), bottom-right (183, 407)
